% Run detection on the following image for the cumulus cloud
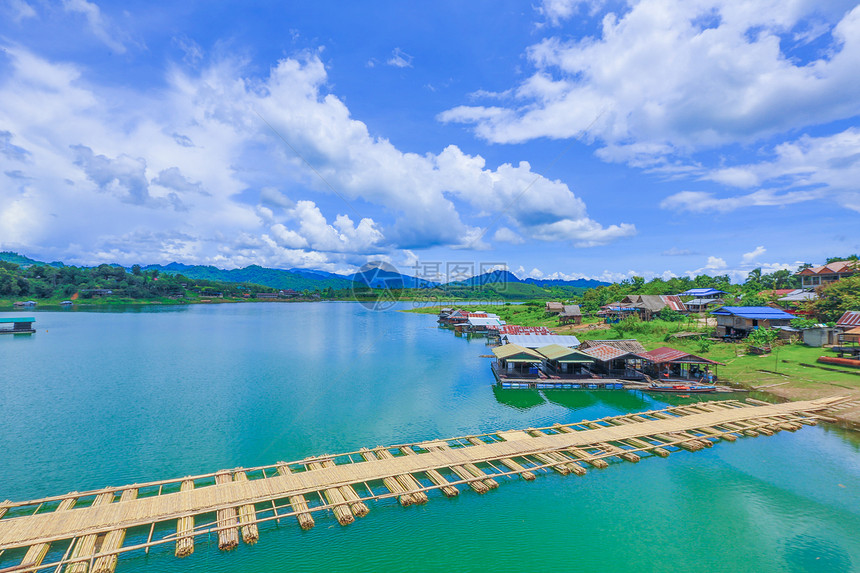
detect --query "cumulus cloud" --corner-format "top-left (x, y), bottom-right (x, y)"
top-left (493, 227), bottom-right (525, 244)
top-left (444, 1), bottom-right (860, 148)
top-left (0, 45), bottom-right (633, 268)
top-left (741, 245), bottom-right (766, 264)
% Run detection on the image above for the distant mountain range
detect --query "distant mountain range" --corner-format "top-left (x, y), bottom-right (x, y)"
top-left (0, 252), bottom-right (610, 292)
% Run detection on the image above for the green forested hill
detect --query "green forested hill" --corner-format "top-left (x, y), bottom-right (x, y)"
top-left (141, 263), bottom-right (353, 291)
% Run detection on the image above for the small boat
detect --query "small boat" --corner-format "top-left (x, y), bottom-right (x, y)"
top-left (645, 383), bottom-right (716, 393)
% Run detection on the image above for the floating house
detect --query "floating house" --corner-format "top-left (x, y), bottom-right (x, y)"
top-left (501, 334), bottom-right (581, 348)
top-left (558, 304), bottom-right (582, 325)
top-left (457, 316), bottom-right (504, 335)
top-left (491, 344), bottom-right (543, 379)
top-left (580, 344), bottom-right (645, 379)
top-left (710, 306), bottom-right (795, 339)
top-left (796, 260), bottom-right (858, 288)
top-left (536, 344), bottom-right (595, 377)
top-left (0, 317), bottom-right (35, 334)
top-left (638, 347), bottom-right (721, 381)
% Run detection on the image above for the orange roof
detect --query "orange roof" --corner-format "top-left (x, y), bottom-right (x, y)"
top-left (797, 260), bottom-right (859, 276)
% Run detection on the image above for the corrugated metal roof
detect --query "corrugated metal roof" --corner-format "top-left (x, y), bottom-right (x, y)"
top-left (797, 260), bottom-right (859, 276)
top-left (502, 334), bottom-right (581, 348)
top-left (497, 325), bottom-right (554, 335)
top-left (837, 311), bottom-right (860, 328)
top-left (581, 344), bottom-right (632, 362)
top-left (778, 290), bottom-right (817, 302)
top-left (492, 344), bottom-right (543, 362)
top-left (466, 317), bottom-right (504, 326)
top-left (685, 298), bottom-right (722, 306)
top-left (638, 346), bottom-right (720, 365)
top-left (709, 306), bottom-right (795, 320)
top-left (579, 339), bottom-right (647, 354)
top-left (844, 326), bottom-right (860, 335)
top-left (678, 288), bottom-right (726, 297)
top-left (536, 344), bottom-right (595, 363)
top-left (662, 295), bottom-right (687, 312)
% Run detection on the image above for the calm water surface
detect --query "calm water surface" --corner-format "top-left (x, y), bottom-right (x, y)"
top-left (1, 303), bottom-right (859, 572)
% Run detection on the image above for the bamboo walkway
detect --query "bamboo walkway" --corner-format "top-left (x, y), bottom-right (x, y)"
top-left (0, 396), bottom-right (847, 573)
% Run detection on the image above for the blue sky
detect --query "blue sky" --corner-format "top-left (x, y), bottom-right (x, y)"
top-left (1, 0), bottom-right (859, 283)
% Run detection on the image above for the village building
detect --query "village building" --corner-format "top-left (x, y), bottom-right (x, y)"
top-left (256, 292), bottom-right (279, 299)
top-left (457, 316), bottom-right (505, 335)
top-left (710, 306), bottom-right (795, 339)
top-left (618, 294), bottom-right (687, 320)
top-left (535, 344), bottom-right (595, 377)
top-left (491, 344), bottom-right (543, 379)
top-left (0, 317), bottom-right (35, 334)
top-left (545, 301), bottom-right (564, 314)
top-left (836, 311), bottom-right (860, 330)
top-left (637, 347), bottom-right (721, 381)
top-left (796, 260), bottom-right (859, 288)
top-left (580, 344), bottom-right (645, 379)
top-left (678, 288), bottom-right (727, 300)
top-left (558, 304), bottom-right (582, 325)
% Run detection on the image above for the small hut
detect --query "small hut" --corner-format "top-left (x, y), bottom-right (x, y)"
top-left (558, 304), bottom-right (582, 325)
top-left (581, 344), bottom-right (644, 379)
top-left (545, 301), bottom-right (564, 314)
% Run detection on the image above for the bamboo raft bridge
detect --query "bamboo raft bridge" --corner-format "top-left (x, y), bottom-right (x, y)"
top-left (0, 396), bottom-right (848, 573)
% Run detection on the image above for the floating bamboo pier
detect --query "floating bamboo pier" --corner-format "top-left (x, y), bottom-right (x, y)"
top-left (0, 396), bottom-right (848, 573)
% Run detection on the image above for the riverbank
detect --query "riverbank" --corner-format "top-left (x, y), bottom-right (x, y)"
top-left (406, 305), bottom-right (860, 429)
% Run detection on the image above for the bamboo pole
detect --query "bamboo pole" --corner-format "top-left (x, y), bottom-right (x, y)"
top-left (401, 448), bottom-right (459, 497)
top-left (232, 472), bottom-right (259, 544)
top-left (305, 461), bottom-right (354, 525)
top-left (20, 496), bottom-right (76, 568)
top-left (371, 449), bottom-right (427, 505)
top-left (275, 464), bottom-right (314, 530)
top-left (66, 492), bottom-right (114, 573)
top-left (92, 489), bottom-right (137, 573)
top-left (175, 481), bottom-right (195, 557)
top-left (319, 460), bottom-right (371, 515)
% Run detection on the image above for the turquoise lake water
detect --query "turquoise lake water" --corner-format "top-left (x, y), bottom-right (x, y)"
top-left (1, 302), bottom-right (859, 572)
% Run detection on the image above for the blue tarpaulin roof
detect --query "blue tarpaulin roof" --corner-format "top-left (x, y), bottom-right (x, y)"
top-left (0, 317), bottom-right (35, 323)
top-left (709, 306), bottom-right (794, 320)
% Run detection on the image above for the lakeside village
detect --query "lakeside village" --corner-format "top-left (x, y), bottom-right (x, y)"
top-left (435, 260), bottom-right (860, 394)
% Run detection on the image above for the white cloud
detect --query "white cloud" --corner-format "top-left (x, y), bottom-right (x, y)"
top-left (386, 47), bottom-right (413, 68)
top-left (6, 0), bottom-right (36, 22)
top-left (661, 247), bottom-right (696, 256)
top-left (0, 47), bottom-right (634, 268)
top-left (445, 2), bottom-right (860, 150)
top-left (537, 0), bottom-right (594, 26)
top-left (685, 255), bottom-right (727, 277)
top-left (741, 245), bottom-right (766, 264)
top-left (493, 227), bottom-right (525, 244)
top-left (63, 0), bottom-right (127, 54)
top-left (659, 188), bottom-right (823, 213)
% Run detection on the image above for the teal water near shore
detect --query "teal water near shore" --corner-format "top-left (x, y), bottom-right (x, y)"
top-left (2, 302), bottom-right (859, 572)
